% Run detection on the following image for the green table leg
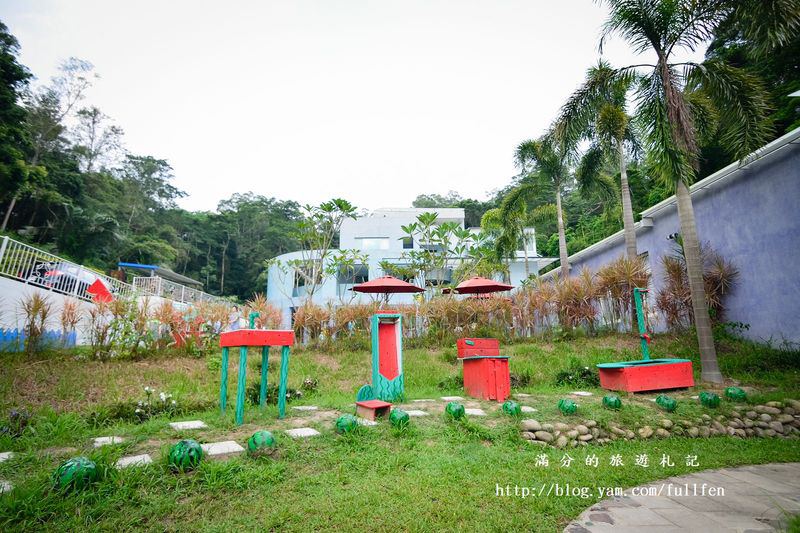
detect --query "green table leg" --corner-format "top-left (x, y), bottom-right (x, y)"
top-left (277, 345), bottom-right (290, 418)
top-left (220, 347), bottom-right (229, 412)
top-left (235, 346), bottom-right (248, 425)
top-left (260, 346), bottom-right (270, 408)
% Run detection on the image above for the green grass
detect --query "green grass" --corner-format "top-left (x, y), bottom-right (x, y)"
top-left (0, 332), bottom-right (798, 531)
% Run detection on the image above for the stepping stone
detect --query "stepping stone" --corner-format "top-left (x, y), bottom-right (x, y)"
top-left (93, 436), bottom-right (124, 448)
top-left (201, 440), bottom-right (245, 457)
top-left (520, 406), bottom-right (538, 413)
top-left (691, 395), bottom-right (699, 399)
top-left (0, 452), bottom-right (14, 463)
top-left (356, 418), bottom-right (378, 427)
top-left (405, 410), bottom-right (429, 417)
top-left (441, 396), bottom-right (464, 401)
top-left (0, 480), bottom-right (12, 494)
top-left (116, 454), bottom-right (153, 469)
top-left (291, 405), bottom-right (319, 411)
top-left (571, 391), bottom-right (593, 396)
top-left (169, 420), bottom-right (207, 431)
top-left (285, 427), bottom-right (320, 439)
top-left (514, 393), bottom-right (532, 398)
top-left (465, 408), bottom-right (487, 416)
top-left (412, 399), bottom-right (435, 403)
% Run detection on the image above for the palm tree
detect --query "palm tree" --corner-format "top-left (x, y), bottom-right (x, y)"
top-left (555, 60), bottom-right (639, 260)
top-left (504, 135), bottom-right (573, 277)
top-left (597, 0), bottom-right (799, 382)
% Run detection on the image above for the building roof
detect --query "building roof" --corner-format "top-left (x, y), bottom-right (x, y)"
top-left (542, 126), bottom-right (800, 278)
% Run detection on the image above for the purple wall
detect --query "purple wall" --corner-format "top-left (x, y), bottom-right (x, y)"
top-left (567, 140), bottom-right (800, 345)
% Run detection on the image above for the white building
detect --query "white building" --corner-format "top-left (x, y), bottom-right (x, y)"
top-left (266, 207), bottom-right (555, 326)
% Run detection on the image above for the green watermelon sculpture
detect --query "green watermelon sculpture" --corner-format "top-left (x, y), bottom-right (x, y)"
top-left (335, 414), bottom-right (359, 434)
top-left (699, 391), bottom-right (720, 408)
top-left (602, 395), bottom-right (622, 410)
top-left (558, 398), bottom-right (577, 415)
top-left (656, 394), bottom-right (677, 412)
top-left (445, 402), bottom-right (465, 420)
top-left (724, 387), bottom-right (747, 402)
top-left (389, 409), bottom-right (410, 429)
top-left (502, 400), bottom-right (521, 417)
top-left (168, 439), bottom-right (203, 471)
top-left (53, 456), bottom-right (98, 491)
top-left (247, 430), bottom-right (277, 457)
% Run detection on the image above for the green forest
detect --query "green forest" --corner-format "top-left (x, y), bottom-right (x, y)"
top-left (1, 12), bottom-right (798, 301)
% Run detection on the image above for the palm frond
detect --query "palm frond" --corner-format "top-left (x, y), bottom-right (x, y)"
top-left (686, 59), bottom-right (772, 159)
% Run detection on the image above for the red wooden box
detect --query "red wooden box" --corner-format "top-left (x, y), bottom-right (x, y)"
top-left (462, 356), bottom-right (510, 402)
top-left (457, 338), bottom-right (500, 358)
top-left (598, 360), bottom-right (694, 393)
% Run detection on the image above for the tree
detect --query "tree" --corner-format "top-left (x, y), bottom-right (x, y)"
top-left (72, 106), bottom-right (124, 172)
top-left (2, 57), bottom-right (95, 231)
top-left (0, 21), bottom-right (31, 215)
top-left (597, 0), bottom-right (799, 382)
top-left (555, 60), bottom-right (638, 260)
top-left (505, 135), bottom-right (573, 276)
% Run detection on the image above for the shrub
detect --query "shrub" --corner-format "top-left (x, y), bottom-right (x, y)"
top-left (553, 358), bottom-right (600, 387)
top-left (245, 382), bottom-right (303, 406)
top-left (20, 293), bottom-right (54, 355)
top-left (0, 408), bottom-right (31, 437)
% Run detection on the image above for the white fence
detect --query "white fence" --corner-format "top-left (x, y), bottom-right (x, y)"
top-left (132, 276), bottom-right (223, 305)
top-left (0, 236), bottom-right (136, 301)
top-left (0, 236), bottom-right (227, 306)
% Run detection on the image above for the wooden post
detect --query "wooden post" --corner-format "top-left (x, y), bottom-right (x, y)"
top-left (260, 346), bottom-right (269, 408)
top-left (235, 346), bottom-right (248, 425)
top-left (277, 345), bottom-right (290, 418)
top-left (220, 346), bottom-right (229, 412)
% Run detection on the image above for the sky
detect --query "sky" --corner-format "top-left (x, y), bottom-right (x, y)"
top-left (1, 0), bottom-right (704, 213)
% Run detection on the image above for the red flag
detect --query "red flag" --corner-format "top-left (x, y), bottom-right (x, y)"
top-left (87, 279), bottom-right (114, 303)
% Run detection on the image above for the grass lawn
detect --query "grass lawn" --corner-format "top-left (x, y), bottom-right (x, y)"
top-left (1, 332), bottom-right (799, 531)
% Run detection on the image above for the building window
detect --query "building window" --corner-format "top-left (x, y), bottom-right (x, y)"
top-left (338, 264), bottom-right (369, 285)
top-left (358, 237), bottom-right (390, 250)
top-left (402, 236), bottom-right (413, 249)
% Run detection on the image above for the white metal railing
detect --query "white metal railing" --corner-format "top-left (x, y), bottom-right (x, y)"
top-left (132, 276), bottom-right (225, 305)
top-left (0, 236), bottom-right (137, 301)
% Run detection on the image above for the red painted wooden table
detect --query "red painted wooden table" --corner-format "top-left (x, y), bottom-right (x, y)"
top-left (219, 329), bottom-right (295, 425)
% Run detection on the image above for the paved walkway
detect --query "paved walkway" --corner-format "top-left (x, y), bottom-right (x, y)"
top-left (565, 462), bottom-right (800, 532)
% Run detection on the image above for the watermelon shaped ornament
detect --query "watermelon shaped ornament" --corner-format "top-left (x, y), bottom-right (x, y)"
top-left (247, 430), bottom-right (277, 457)
top-left (53, 456), bottom-right (98, 492)
top-left (389, 409), bottom-right (410, 429)
top-left (699, 391), bottom-right (720, 408)
top-left (558, 398), bottom-right (577, 415)
top-left (335, 414), bottom-right (358, 434)
top-left (602, 395), bottom-right (622, 410)
top-left (656, 395), bottom-right (677, 412)
top-left (724, 387), bottom-right (747, 402)
top-left (169, 439), bottom-right (203, 471)
top-left (502, 400), bottom-right (521, 417)
top-left (445, 402), bottom-right (465, 420)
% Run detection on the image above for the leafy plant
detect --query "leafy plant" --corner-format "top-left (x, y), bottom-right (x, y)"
top-left (0, 408), bottom-right (31, 438)
top-left (20, 292), bottom-right (54, 355)
top-left (553, 359), bottom-right (599, 387)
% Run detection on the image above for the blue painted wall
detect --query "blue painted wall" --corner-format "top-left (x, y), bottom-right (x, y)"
top-left (565, 138), bottom-right (800, 345)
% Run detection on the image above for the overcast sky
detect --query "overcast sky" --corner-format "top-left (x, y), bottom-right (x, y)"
top-left (1, 1), bottom-right (704, 213)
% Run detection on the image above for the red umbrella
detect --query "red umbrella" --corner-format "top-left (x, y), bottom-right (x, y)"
top-left (352, 275), bottom-right (424, 306)
top-left (454, 276), bottom-right (513, 295)
top-left (352, 276), bottom-right (424, 294)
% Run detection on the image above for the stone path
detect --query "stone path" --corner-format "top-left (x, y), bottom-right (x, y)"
top-left (94, 436), bottom-right (124, 447)
top-left (169, 420), bottom-right (207, 430)
top-left (0, 451), bottom-right (14, 462)
top-left (116, 454), bottom-right (153, 469)
top-left (565, 462), bottom-right (800, 532)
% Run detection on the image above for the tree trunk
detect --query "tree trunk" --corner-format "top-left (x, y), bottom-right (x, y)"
top-left (555, 189), bottom-right (570, 277)
top-left (618, 142), bottom-right (637, 259)
top-left (675, 180), bottom-right (722, 383)
top-left (1, 195), bottom-right (17, 231)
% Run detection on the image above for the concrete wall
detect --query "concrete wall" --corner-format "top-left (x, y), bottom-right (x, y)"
top-left (563, 138), bottom-right (800, 345)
